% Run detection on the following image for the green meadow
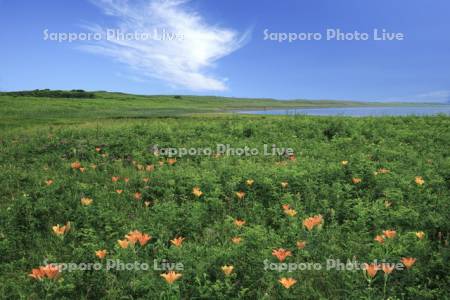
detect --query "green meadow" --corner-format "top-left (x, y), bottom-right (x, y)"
top-left (0, 92), bottom-right (449, 299)
top-left (0, 91), bottom-right (414, 130)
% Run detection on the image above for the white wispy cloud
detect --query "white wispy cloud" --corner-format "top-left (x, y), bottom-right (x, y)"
top-left (81, 0), bottom-right (248, 91)
top-left (410, 90), bottom-right (450, 103)
top-left (385, 90), bottom-right (450, 103)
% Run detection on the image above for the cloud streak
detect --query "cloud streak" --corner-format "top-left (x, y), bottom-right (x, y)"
top-left (385, 90), bottom-right (450, 103)
top-left (83, 0), bottom-right (248, 91)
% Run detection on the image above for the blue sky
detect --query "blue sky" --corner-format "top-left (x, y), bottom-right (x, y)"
top-left (1, 0), bottom-right (449, 102)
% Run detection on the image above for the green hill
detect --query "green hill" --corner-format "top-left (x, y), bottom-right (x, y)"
top-left (0, 90), bottom-right (416, 130)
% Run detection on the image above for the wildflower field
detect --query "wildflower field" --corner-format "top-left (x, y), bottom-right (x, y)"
top-left (0, 95), bottom-right (449, 299)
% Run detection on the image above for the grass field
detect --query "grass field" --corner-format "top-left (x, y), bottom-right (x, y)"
top-left (0, 93), bottom-right (449, 299)
top-left (0, 92), bottom-right (420, 130)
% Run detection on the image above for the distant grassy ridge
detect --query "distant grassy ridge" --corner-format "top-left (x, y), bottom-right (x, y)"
top-left (0, 90), bottom-right (429, 130)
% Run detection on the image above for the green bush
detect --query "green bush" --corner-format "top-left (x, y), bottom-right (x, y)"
top-left (0, 89), bottom-right (95, 99)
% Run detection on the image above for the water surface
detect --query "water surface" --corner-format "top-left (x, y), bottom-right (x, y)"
top-left (236, 106), bottom-right (450, 116)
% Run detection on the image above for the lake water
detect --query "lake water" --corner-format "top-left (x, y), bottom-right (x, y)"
top-left (235, 106), bottom-right (450, 117)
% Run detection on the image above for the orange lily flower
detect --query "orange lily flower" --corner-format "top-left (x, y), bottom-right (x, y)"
top-left (272, 248), bottom-right (292, 262)
top-left (116, 189), bottom-right (123, 194)
top-left (117, 239), bottom-right (129, 249)
top-left (192, 187), bottom-right (203, 197)
top-left (45, 179), bottom-right (53, 186)
top-left (29, 265), bottom-right (61, 280)
top-left (124, 177), bottom-right (129, 183)
top-left (41, 265), bottom-right (60, 279)
top-left (296, 240), bottom-right (306, 249)
top-left (52, 222), bottom-right (70, 236)
top-left (143, 177), bottom-right (150, 183)
top-left (312, 214), bottom-right (323, 224)
top-left (246, 179), bottom-right (254, 187)
top-left (381, 263), bottom-right (395, 275)
top-left (303, 218), bottom-right (315, 231)
top-left (234, 219), bottom-right (246, 227)
top-left (352, 177), bottom-right (362, 184)
top-left (415, 176), bottom-right (425, 185)
top-left (125, 230), bottom-right (142, 244)
top-left (231, 237), bottom-right (242, 244)
top-left (282, 204), bottom-right (290, 210)
top-left (167, 158), bottom-right (177, 165)
top-left (95, 249), bottom-right (107, 259)
top-left (221, 265), bottom-right (234, 276)
top-left (288, 154), bottom-right (296, 161)
top-left (134, 192), bottom-right (142, 200)
top-left (374, 235), bottom-right (385, 244)
top-left (383, 230), bottom-right (396, 239)
top-left (71, 161), bottom-right (81, 169)
top-left (28, 265), bottom-right (60, 280)
top-left (170, 236), bottom-right (185, 247)
top-left (161, 271), bottom-right (182, 284)
top-left (125, 230), bottom-right (151, 246)
top-left (303, 215), bottom-right (323, 231)
top-left (80, 197), bottom-right (93, 206)
top-left (95, 147), bottom-right (101, 152)
top-left (415, 231), bottom-right (425, 240)
top-left (235, 191), bottom-right (246, 200)
top-left (29, 268), bottom-right (45, 280)
top-left (138, 233), bottom-right (151, 246)
top-left (279, 277), bottom-right (297, 289)
top-left (401, 257), bottom-right (416, 269)
top-left (284, 208), bottom-right (297, 217)
top-left (146, 164), bottom-right (155, 172)
top-left (364, 263), bottom-right (379, 278)
top-left (111, 176), bottom-right (120, 182)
